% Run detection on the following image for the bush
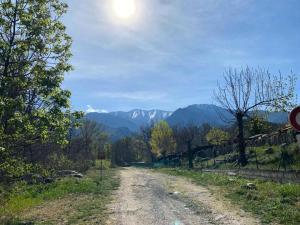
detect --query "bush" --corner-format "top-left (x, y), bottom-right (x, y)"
top-left (0, 147), bottom-right (34, 184)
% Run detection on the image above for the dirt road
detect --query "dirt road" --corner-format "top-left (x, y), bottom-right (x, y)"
top-left (107, 168), bottom-right (261, 225)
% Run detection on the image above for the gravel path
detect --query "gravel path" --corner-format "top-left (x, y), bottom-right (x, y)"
top-left (107, 168), bottom-right (261, 225)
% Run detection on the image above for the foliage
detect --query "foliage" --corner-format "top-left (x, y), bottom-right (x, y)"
top-left (150, 121), bottom-right (176, 157)
top-left (158, 168), bottom-right (300, 225)
top-left (0, 0), bottom-right (74, 147)
top-left (246, 115), bottom-right (272, 136)
top-left (0, 0), bottom-right (88, 182)
top-left (111, 135), bottom-right (149, 165)
top-left (0, 147), bottom-right (33, 183)
top-left (66, 119), bottom-right (109, 171)
top-left (172, 124), bottom-right (203, 155)
top-left (206, 128), bottom-right (230, 145)
top-left (0, 164), bottom-right (119, 224)
top-left (79, 119), bottom-right (108, 159)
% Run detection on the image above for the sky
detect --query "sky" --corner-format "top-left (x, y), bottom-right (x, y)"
top-left (62, 0), bottom-right (300, 113)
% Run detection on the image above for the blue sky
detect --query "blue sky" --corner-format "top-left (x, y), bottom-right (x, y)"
top-left (62, 0), bottom-right (300, 113)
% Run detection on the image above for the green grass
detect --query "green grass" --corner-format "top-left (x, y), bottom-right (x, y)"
top-left (157, 167), bottom-right (300, 225)
top-left (196, 143), bottom-right (300, 170)
top-left (0, 161), bottom-right (120, 225)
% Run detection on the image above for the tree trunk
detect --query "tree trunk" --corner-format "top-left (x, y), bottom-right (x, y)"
top-left (162, 152), bottom-right (167, 166)
top-left (187, 141), bottom-right (193, 169)
top-left (146, 142), bottom-right (154, 163)
top-left (237, 113), bottom-right (247, 166)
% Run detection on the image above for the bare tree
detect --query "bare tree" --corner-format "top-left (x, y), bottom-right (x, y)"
top-left (173, 124), bottom-right (200, 168)
top-left (79, 119), bottom-right (105, 160)
top-left (215, 67), bottom-right (296, 166)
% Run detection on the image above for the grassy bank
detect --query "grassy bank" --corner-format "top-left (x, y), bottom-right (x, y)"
top-left (0, 160), bottom-right (119, 225)
top-left (157, 168), bottom-right (300, 225)
top-left (196, 143), bottom-right (300, 170)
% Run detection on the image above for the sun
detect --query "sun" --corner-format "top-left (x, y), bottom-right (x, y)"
top-left (113, 0), bottom-right (136, 19)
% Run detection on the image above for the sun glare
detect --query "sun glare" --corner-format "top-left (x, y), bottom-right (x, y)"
top-left (113, 0), bottom-right (136, 19)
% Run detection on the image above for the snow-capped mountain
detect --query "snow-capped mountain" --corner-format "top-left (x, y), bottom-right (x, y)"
top-left (86, 104), bottom-right (288, 140)
top-left (111, 109), bottom-right (173, 125)
top-left (86, 109), bottom-right (173, 134)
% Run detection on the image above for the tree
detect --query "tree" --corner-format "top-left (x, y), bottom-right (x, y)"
top-left (131, 137), bottom-right (148, 162)
top-left (206, 128), bottom-right (230, 145)
top-left (111, 137), bottom-right (136, 165)
top-left (246, 115), bottom-right (271, 136)
top-left (173, 124), bottom-right (200, 168)
top-left (215, 67), bottom-right (296, 165)
top-left (140, 124), bottom-right (154, 162)
top-left (79, 119), bottom-right (105, 160)
top-left (150, 121), bottom-right (176, 158)
top-left (0, 0), bottom-right (73, 151)
top-left (66, 120), bottom-right (108, 171)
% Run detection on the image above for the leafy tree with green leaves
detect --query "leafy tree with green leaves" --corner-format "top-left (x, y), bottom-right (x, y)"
top-left (150, 121), bottom-right (176, 158)
top-left (0, 0), bottom-right (75, 149)
top-left (0, 0), bottom-right (82, 181)
top-left (206, 128), bottom-right (230, 145)
top-left (246, 115), bottom-right (271, 136)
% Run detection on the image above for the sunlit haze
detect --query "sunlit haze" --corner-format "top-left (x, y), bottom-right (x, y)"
top-left (63, 0), bottom-right (300, 113)
top-left (113, 0), bottom-right (136, 19)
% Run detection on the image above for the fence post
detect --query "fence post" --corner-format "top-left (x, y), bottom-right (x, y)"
top-left (188, 141), bottom-right (193, 169)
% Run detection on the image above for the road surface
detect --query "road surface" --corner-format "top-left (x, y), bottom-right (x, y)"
top-left (107, 168), bottom-right (261, 225)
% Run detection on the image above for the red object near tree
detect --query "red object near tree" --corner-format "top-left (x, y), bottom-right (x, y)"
top-left (289, 106), bottom-right (300, 132)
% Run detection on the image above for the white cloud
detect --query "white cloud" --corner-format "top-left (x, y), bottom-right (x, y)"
top-left (86, 105), bottom-right (108, 113)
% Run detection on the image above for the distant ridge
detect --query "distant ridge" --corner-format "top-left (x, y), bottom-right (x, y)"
top-left (166, 104), bottom-right (233, 127)
top-left (86, 104), bottom-right (288, 140)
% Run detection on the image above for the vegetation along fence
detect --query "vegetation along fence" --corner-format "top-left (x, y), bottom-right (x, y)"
top-left (203, 169), bottom-right (300, 183)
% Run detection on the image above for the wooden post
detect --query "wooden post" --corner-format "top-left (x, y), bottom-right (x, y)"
top-left (100, 159), bottom-right (103, 180)
top-left (254, 148), bottom-right (259, 170)
top-left (99, 151), bottom-right (105, 181)
top-left (188, 141), bottom-right (193, 169)
top-left (296, 134), bottom-right (300, 148)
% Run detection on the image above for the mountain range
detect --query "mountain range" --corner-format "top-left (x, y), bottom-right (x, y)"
top-left (86, 104), bottom-right (289, 140)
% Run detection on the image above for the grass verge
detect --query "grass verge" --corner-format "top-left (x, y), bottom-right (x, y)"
top-left (0, 161), bottom-right (119, 225)
top-left (195, 143), bottom-right (300, 170)
top-left (157, 168), bottom-right (300, 225)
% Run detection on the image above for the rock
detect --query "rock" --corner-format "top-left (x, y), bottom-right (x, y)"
top-left (265, 147), bottom-right (274, 154)
top-left (21, 173), bottom-right (49, 184)
top-left (215, 214), bottom-right (225, 221)
top-left (227, 172), bottom-right (237, 176)
top-left (44, 177), bottom-right (55, 183)
top-left (72, 173), bottom-right (83, 178)
top-left (57, 170), bottom-right (83, 178)
top-left (242, 182), bottom-right (257, 190)
top-left (281, 143), bottom-right (287, 148)
top-left (57, 170), bottom-right (77, 176)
